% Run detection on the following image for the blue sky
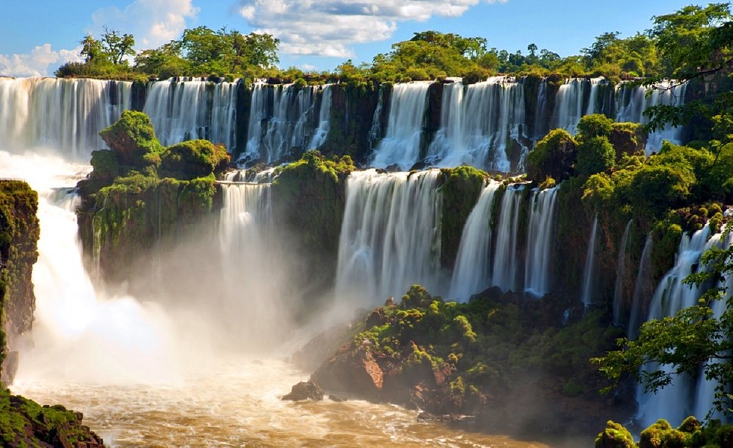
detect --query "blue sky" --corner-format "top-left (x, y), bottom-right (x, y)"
top-left (0, 0), bottom-right (703, 77)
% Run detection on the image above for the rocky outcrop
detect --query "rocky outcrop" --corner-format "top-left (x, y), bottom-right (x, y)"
top-left (299, 285), bottom-right (634, 437)
top-left (0, 181), bottom-right (40, 386)
top-left (0, 389), bottom-right (105, 447)
top-left (282, 380), bottom-right (324, 401)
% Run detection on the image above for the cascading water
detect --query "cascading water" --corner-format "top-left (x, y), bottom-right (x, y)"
top-left (615, 81), bottom-right (687, 154)
top-left (491, 184), bottom-right (524, 292)
top-left (580, 215), bottom-right (598, 309)
top-left (0, 77), bottom-right (131, 159)
top-left (426, 77), bottom-right (526, 172)
top-left (143, 77), bottom-right (238, 150)
top-left (524, 187), bottom-right (559, 297)
top-left (629, 233), bottom-right (653, 339)
top-left (613, 219), bottom-right (633, 326)
top-left (243, 83), bottom-right (324, 164)
top-left (307, 85), bottom-right (332, 149)
top-left (370, 82), bottom-right (431, 170)
top-left (635, 226), bottom-right (722, 428)
top-left (449, 181), bottom-right (501, 301)
top-left (335, 169), bottom-right (443, 306)
top-left (551, 77), bottom-right (605, 134)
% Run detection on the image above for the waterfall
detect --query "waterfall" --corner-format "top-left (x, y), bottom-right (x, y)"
top-left (335, 169), bottom-right (442, 305)
top-left (307, 85), bottom-right (332, 149)
top-left (635, 226), bottom-right (718, 428)
top-left (0, 77), bottom-right (131, 159)
top-left (629, 234), bottom-right (653, 340)
top-left (613, 219), bottom-right (633, 326)
top-left (580, 215), bottom-right (598, 308)
top-left (533, 79), bottom-right (548, 141)
top-left (615, 81), bottom-right (687, 154)
top-left (143, 78), bottom-right (238, 150)
top-left (370, 82), bottom-right (431, 170)
top-left (551, 77), bottom-right (605, 135)
top-left (524, 187), bottom-right (559, 297)
top-left (426, 77), bottom-right (526, 172)
top-left (491, 184), bottom-right (524, 292)
top-left (242, 83), bottom-right (322, 164)
top-left (449, 181), bottom-right (501, 301)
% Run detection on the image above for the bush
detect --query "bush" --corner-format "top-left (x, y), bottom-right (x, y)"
top-left (160, 140), bottom-right (230, 180)
top-left (577, 135), bottom-right (615, 176)
top-left (526, 129), bottom-right (577, 182)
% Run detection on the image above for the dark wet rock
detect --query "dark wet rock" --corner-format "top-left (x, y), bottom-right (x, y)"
top-left (282, 380), bottom-right (325, 401)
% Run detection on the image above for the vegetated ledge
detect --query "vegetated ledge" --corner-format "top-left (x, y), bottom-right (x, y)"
top-left (0, 180), bottom-right (105, 447)
top-left (290, 284), bottom-right (634, 440)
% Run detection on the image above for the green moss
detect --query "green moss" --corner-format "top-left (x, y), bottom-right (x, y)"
top-left (438, 166), bottom-right (488, 270)
top-left (0, 181), bottom-right (39, 374)
top-left (595, 420), bottom-right (636, 448)
top-left (160, 139), bottom-right (230, 180)
top-left (99, 110), bottom-right (163, 170)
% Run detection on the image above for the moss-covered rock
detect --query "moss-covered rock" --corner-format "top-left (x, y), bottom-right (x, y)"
top-left (595, 420), bottom-right (636, 448)
top-left (0, 388), bottom-right (105, 447)
top-left (160, 139), bottom-right (230, 180)
top-left (438, 166), bottom-right (488, 270)
top-left (0, 181), bottom-right (39, 385)
top-left (99, 110), bottom-right (163, 170)
top-left (308, 284), bottom-right (627, 430)
top-left (271, 150), bottom-right (355, 298)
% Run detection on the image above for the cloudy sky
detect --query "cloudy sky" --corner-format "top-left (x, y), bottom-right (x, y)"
top-left (1, 0), bottom-right (696, 77)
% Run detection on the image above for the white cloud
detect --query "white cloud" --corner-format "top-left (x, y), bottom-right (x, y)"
top-left (89, 0), bottom-right (199, 48)
top-left (236, 0), bottom-right (507, 58)
top-left (0, 44), bottom-right (82, 78)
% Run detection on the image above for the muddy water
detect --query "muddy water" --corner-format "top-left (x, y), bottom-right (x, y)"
top-left (13, 358), bottom-right (554, 448)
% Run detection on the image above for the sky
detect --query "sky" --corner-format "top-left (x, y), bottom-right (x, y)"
top-left (0, 0), bottom-right (704, 77)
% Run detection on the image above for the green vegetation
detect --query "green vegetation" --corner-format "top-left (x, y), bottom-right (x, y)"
top-left (0, 181), bottom-right (39, 376)
top-left (0, 388), bottom-right (103, 447)
top-left (53, 3), bottom-right (723, 83)
top-left (595, 417), bottom-right (733, 448)
top-left (339, 284), bottom-right (623, 414)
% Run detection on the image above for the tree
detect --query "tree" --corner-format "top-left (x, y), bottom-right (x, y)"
top-left (101, 28), bottom-right (135, 65)
top-left (80, 34), bottom-right (105, 65)
top-left (593, 223), bottom-right (733, 416)
top-left (644, 3), bottom-right (733, 132)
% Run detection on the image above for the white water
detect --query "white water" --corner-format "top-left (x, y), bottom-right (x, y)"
top-left (427, 77), bottom-right (525, 172)
top-left (0, 77), bottom-right (131, 160)
top-left (243, 83), bottom-right (324, 164)
top-left (143, 78), bottom-right (238, 150)
top-left (615, 81), bottom-right (687, 154)
top-left (629, 233), bottom-right (653, 340)
top-left (491, 185), bottom-right (524, 292)
top-left (613, 220), bottom-right (633, 326)
top-left (370, 82), bottom-right (431, 170)
top-left (335, 169), bottom-right (443, 306)
top-left (580, 215), bottom-right (598, 309)
top-left (635, 226), bottom-right (716, 428)
top-left (551, 77), bottom-right (605, 135)
top-left (524, 187), bottom-right (559, 297)
top-left (308, 84), bottom-right (332, 149)
top-left (449, 181), bottom-right (501, 301)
